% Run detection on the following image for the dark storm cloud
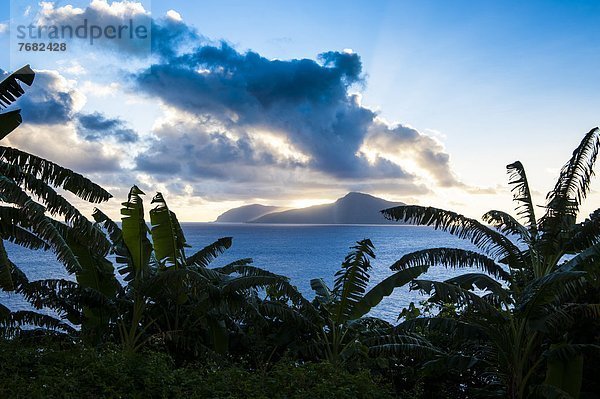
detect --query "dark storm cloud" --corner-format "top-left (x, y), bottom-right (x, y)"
top-left (136, 42), bottom-right (363, 118)
top-left (77, 112), bottom-right (139, 143)
top-left (133, 41), bottom-right (417, 179)
top-left (151, 19), bottom-right (201, 59)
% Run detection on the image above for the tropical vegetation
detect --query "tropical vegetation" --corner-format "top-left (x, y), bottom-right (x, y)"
top-left (0, 65), bottom-right (598, 398)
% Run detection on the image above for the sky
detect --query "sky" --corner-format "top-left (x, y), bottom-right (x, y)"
top-left (1, 0), bottom-right (599, 221)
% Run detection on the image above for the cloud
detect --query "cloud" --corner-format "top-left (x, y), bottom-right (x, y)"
top-left (33, 0), bottom-right (151, 55)
top-left (0, 23), bottom-right (8, 34)
top-left (3, 2), bottom-right (470, 213)
top-left (132, 38), bottom-right (461, 188)
top-left (37, 0), bottom-right (150, 23)
top-left (361, 122), bottom-right (462, 187)
top-left (3, 122), bottom-right (124, 174)
top-left (32, 1), bottom-right (203, 61)
top-left (134, 43), bottom-right (398, 177)
top-left (80, 80), bottom-right (120, 96)
top-left (133, 111), bottom-right (302, 179)
top-left (77, 112), bottom-right (139, 143)
top-left (57, 60), bottom-right (87, 75)
top-left (2, 67), bottom-right (134, 140)
top-left (125, 107), bottom-right (438, 205)
top-left (9, 69), bottom-right (84, 125)
top-left (0, 67), bottom-right (124, 175)
top-left (166, 10), bottom-right (182, 22)
top-left (149, 18), bottom-right (203, 60)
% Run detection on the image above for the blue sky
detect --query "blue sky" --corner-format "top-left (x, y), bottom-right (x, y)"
top-left (1, 1), bottom-right (599, 221)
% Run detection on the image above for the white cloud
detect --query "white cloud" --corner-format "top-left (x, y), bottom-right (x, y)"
top-left (0, 23), bottom-right (8, 34)
top-left (57, 60), bottom-right (87, 75)
top-left (87, 0), bottom-right (149, 18)
top-left (80, 80), bottom-right (121, 96)
top-left (38, 1), bottom-right (85, 22)
top-left (38, 0), bottom-right (149, 23)
top-left (4, 122), bottom-right (124, 174)
top-left (166, 9), bottom-right (183, 22)
top-left (34, 0), bottom-right (152, 57)
top-left (37, 69), bottom-right (87, 112)
top-left (360, 120), bottom-right (462, 187)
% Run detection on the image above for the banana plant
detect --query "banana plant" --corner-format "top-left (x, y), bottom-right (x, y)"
top-left (0, 65), bottom-right (113, 338)
top-left (92, 186), bottom-right (310, 356)
top-left (307, 239), bottom-right (440, 365)
top-left (382, 128), bottom-right (600, 398)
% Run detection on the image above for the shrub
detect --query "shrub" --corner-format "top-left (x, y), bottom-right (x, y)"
top-left (0, 340), bottom-right (394, 399)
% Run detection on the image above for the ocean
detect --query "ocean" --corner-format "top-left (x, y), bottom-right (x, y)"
top-left (1, 223), bottom-right (480, 322)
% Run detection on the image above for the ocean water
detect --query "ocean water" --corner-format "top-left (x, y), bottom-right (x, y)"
top-left (1, 223), bottom-right (480, 322)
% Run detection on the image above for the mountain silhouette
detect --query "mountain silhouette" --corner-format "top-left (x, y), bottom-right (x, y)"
top-left (214, 204), bottom-right (284, 223)
top-left (215, 192), bottom-right (405, 224)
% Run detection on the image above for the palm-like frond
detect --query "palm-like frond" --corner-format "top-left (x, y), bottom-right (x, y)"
top-left (391, 247), bottom-right (511, 281)
top-left (144, 267), bottom-right (212, 299)
top-left (60, 224), bottom-right (119, 299)
top-left (368, 332), bottom-right (443, 358)
top-left (189, 264), bottom-right (227, 283)
top-left (382, 206), bottom-right (525, 267)
top-left (256, 301), bottom-right (317, 330)
top-left (310, 278), bottom-right (333, 304)
top-left (216, 263), bottom-right (315, 311)
top-left (398, 317), bottom-right (486, 340)
top-left (444, 273), bottom-right (511, 304)
top-left (564, 209), bottom-right (600, 253)
top-left (0, 176), bottom-right (82, 273)
top-left (482, 210), bottom-right (530, 244)
top-left (558, 242), bottom-right (600, 273)
top-left (220, 275), bottom-right (290, 295)
top-left (517, 271), bottom-right (587, 315)
top-left (411, 279), bottom-right (505, 320)
top-left (0, 110), bottom-right (23, 141)
top-left (0, 309), bottom-right (76, 338)
top-left (215, 263), bottom-right (276, 278)
top-left (0, 207), bottom-right (48, 250)
top-left (92, 208), bottom-right (137, 278)
top-left (0, 64), bottom-right (35, 108)
top-left (187, 237), bottom-right (232, 267)
top-left (531, 303), bottom-right (600, 334)
top-left (0, 146), bottom-right (112, 203)
top-left (0, 65), bottom-right (35, 139)
top-left (350, 265), bottom-right (429, 320)
top-left (332, 239), bottom-right (375, 324)
top-left (11, 171), bottom-right (110, 253)
top-left (19, 279), bottom-right (84, 323)
top-left (540, 128), bottom-right (600, 249)
top-left (0, 239), bottom-right (17, 291)
top-left (92, 208), bottom-right (121, 241)
top-left (120, 186), bottom-right (152, 281)
top-left (221, 258), bottom-right (253, 268)
top-left (506, 161), bottom-right (538, 239)
top-left (149, 192), bottom-right (187, 268)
